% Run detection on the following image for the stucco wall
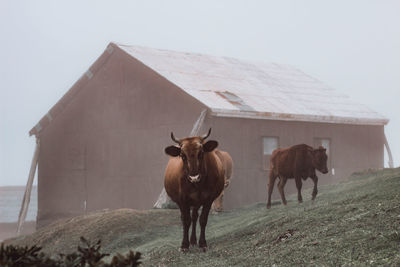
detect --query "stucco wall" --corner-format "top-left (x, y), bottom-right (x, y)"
top-left (37, 49), bottom-right (205, 227)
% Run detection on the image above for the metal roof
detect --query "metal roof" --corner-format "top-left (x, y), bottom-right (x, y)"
top-left (30, 43), bottom-right (388, 136)
top-left (118, 44), bottom-right (388, 126)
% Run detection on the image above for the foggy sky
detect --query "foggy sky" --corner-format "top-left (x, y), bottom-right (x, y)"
top-left (1, 0), bottom-right (399, 186)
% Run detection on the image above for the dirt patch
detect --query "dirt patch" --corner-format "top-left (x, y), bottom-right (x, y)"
top-left (274, 229), bottom-right (296, 244)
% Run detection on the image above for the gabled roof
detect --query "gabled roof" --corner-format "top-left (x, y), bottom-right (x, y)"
top-left (118, 44), bottom-right (388, 126)
top-left (30, 43), bottom-right (388, 136)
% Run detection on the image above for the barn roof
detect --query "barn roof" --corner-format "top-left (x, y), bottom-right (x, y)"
top-left (30, 43), bottom-right (388, 136)
top-left (117, 44), bottom-right (388, 126)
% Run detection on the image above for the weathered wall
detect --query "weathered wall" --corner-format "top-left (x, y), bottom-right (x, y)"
top-left (37, 48), bottom-right (205, 227)
top-left (204, 116), bottom-right (384, 209)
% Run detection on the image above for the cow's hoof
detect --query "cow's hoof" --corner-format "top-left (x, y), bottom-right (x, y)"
top-left (200, 246), bottom-right (208, 252)
top-left (190, 240), bottom-right (197, 246)
top-left (179, 247), bottom-right (189, 253)
top-left (199, 241), bottom-right (207, 250)
top-left (266, 203), bottom-right (271, 209)
top-left (298, 199), bottom-right (303, 203)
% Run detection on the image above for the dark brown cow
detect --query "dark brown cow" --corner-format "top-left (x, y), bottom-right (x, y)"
top-left (266, 144), bottom-right (328, 209)
top-left (211, 150), bottom-right (233, 212)
top-left (164, 128), bottom-right (225, 251)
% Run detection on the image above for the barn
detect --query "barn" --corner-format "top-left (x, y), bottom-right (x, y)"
top-left (26, 43), bottom-right (389, 228)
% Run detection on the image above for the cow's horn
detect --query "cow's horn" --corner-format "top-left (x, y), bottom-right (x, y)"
top-left (171, 132), bottom-right (181, 144)
top-left (201, 128), bottom-right (212, 140)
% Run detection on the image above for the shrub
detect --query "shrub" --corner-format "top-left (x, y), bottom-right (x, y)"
top-left (0, 237), bottom-right (141, 267)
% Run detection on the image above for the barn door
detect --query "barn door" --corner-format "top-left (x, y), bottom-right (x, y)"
top-left (65, 141), bottom-right (88, 213)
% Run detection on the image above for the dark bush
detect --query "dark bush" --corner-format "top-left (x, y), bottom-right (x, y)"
top-left (0, 237), bottom-right (141, 267)
top-left (108, 251), bottom-right (142, 267)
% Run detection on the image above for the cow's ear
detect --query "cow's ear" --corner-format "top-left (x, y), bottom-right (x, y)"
top-left (203, 140), bottom-right (218, 152)
top-left (165, 146), bottom-right (181, 157)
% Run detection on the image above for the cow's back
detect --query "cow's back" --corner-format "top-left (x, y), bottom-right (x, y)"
top-left (215, 150), bottom-right (233, 182)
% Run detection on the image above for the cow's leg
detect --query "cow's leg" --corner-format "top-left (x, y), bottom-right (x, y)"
top-left (310, 175), bottom-right (318, 200)
top-left (212, 191), bottom-right (224, 212)
top-left (212, 175), bottom-right (229, 212)
top-left (190, 206), bottom-right (200, 246)
top-left (199, 202), bottom-right (212, 251)
top-left (179, 204), bottom-right (191, 251)
top-left (295, 177), bottom-right (303, 203)
top-left (277, 177), bottom-right (288, 206)
top-left (266, 171), bottom-right (277, 209)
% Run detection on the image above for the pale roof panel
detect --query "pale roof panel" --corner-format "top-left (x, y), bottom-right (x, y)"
top-left (118, 44), bottom-right (388, 125)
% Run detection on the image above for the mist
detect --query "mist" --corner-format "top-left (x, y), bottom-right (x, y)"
top-left (1, 0), bottom-right (399, 186)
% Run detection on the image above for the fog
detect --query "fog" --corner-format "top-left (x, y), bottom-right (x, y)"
top-left (1, 0), bottom-right (399, 186)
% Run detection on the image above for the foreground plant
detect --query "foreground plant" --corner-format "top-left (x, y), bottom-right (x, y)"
top-left (0, 236), bottom-right (141, 267)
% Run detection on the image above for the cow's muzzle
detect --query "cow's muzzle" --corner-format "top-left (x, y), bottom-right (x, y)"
top-left (188, 174), bottom-right (200, 183)
top-left (322, 169), bottom-right (329, 174)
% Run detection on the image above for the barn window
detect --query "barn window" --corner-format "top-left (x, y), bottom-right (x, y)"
top-left (262, 137), bottom-right (279, 170)
top-left (314, 138), bottom-right (331, 169)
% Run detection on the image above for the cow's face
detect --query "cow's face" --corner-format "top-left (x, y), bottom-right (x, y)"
top-left (165, 129), bottom-right (218, 183)
top-left (312, 146), bottom-right (329, 174)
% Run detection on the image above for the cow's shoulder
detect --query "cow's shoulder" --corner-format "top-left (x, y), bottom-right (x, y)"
top-left (271, 147), bottom-right (287, 157)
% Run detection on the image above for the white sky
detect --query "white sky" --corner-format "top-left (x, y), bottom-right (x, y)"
top-left (1, 0), bottom-right (399, 186)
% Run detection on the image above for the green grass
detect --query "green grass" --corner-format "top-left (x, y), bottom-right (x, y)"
top-left (5, 168), bottom-right (400, 266)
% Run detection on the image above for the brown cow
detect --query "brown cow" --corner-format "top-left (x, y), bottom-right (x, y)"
top-left (266, 144), bottom-right (328, 209)
top-left (164, 128), bottom-right (225, 251)
top-left (211, 150), bottom-right (233, 212)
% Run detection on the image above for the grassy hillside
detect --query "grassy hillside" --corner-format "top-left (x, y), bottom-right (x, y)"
top-left (5, 168), bottom-right (400, 266)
